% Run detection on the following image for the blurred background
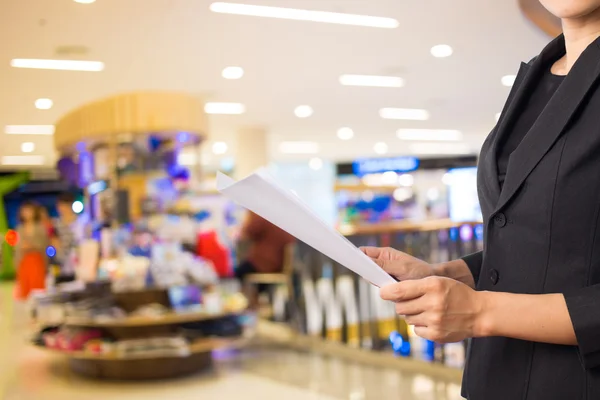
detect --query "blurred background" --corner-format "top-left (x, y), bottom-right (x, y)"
top-left (0, 1), bottom-right (558, 399)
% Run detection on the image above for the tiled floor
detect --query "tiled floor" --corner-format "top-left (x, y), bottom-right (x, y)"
top-left (0, 284), bottom-right (462, 400)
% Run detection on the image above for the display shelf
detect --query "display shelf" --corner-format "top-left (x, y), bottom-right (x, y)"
top-left (37, 337), bottom-right (246, 361)
top-left (338, 218), bottom-right (480, 236)
top-left (64, 310), bottom-right (242, 328)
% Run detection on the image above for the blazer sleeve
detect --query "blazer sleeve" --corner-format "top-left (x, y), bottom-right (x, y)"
top-left (564, 286), bottom-right (600, 369)
top-left (461, 251), bottom-right (483, 285)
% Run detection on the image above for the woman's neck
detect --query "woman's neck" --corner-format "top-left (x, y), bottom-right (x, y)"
top-left (558, 11), bottom-right (600, 74)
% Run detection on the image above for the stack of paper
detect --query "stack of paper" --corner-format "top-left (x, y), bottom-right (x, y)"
top-left (216, 168), bottom-right (395, 287)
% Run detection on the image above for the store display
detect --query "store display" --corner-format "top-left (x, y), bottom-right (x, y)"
top-left (216, 169), bottom-right (395, 288)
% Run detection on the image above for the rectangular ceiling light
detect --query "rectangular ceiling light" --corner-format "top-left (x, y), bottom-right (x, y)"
top-left (380, 108), bottom-right (430, 120)
top-left (339, 75), bottom-right (404, 88)
top-left (1, 155), bottom-right (45, 166)
top-left (10, 59), bottom-right (104, 72)
top-left (5, 125), bottom-right (55, 135)
top-left (409, 143), bottom-right (471, 155)
top-left (204, 102), bottom-right (246, 115)
top-left (279, 141), bottom-right (320, 154)
top-left (397, 129), bottom-right (463, 141)
top-left (209, 2), bottom-right (399, 28)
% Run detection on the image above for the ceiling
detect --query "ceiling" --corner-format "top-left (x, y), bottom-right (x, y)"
top-left (0, 0), bottom-right (551, 169)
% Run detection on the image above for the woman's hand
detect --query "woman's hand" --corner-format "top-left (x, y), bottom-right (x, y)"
top-left (361, 246), bottom-right (435, 281)
top-left (380, 276), bottom-right (486, 343)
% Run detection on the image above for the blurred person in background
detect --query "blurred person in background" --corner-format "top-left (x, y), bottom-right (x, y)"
top-left (235, 212), bottom-right (295, 296)
top-left (364, 1), bottom-right (600, 399)
top-left (14, 201), bottom-right (48, 300)
top-left (53, 192), bottom-right (83, 283)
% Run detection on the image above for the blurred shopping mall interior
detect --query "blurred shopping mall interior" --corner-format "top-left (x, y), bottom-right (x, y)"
top-left (0, 0), bottom-right (559, 399)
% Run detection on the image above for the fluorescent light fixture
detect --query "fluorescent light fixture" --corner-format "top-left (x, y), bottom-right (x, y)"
top-left (294, 105), bottom-right (313, 118)
top-left (309, 157), bottom-right (323, 170)
top-left (380, 108), bottom-right (429, 120)
top-left (501, 74), bottom-right (516, 87)
top-left (10, 59), bottom-right (104, 71)
top-left (35, 98), bottom-right (53, 110)
top-left (409, 143), bottom-right (471, 155)
top-left (1, 155), bottom-right (45, 166)
top-left (430, 44), bottom-right (453, 58)
top-left (397, 129), bottom-right (462, 141)
top-left (209, 2), bottom-right (399, 28)
top-left (222, 66), bottom-right (244, 79)
top-left (204, 102), bottom-right (245, 114)
top-left (340, 74), bottom-right (404, 88)
top-left (374, 142), bottom-right (388, 155)
top-left (337, 127), bottom-right (354, 140)
top-left (5, 125), bottom-right (55, 135)
top-left (212, 142), bottom-right (229, 155)
top-left (21, 142), bottom-right (35, 153)
top-left (74, 0), bottom-right (96, 3)
top-left (495, 112), bottom-right (501, 122)
top-left (279, 141), bottom-right (320, 154)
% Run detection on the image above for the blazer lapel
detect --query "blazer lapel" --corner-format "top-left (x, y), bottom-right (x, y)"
top-left (494, 35), bottom-right (600, 213)
top-left (480, 61), bottom-right (536, 205)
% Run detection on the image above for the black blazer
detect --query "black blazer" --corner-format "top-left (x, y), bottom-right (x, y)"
top-left (461, 35), bottom-right (600, 400)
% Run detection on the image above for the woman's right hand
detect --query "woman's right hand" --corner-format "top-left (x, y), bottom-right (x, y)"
top-left (361, 246), bottom-right (436, 281)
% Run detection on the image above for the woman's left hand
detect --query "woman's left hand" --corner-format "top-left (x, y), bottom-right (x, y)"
top-left (380, 276), bottom-right (487, 343)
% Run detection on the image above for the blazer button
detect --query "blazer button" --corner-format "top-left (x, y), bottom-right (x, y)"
top-left (490, 269), bottom-right (500, 285)
top-left (494, 213), bottom-right (507, 227)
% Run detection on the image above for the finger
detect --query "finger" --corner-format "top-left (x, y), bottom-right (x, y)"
top-left (394, 298), bottom-right (427, 316)
top-left (403, 313), bottom-right (427, 327)
top-left (413, 326), bottom-right (433, 340)
top-left (360, 246), bottom-right (383, 258)
top-left (380, 280), bottom-right (427, 302)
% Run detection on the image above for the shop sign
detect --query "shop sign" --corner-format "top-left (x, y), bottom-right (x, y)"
top-left (352, 157), bottom-right (419, 177)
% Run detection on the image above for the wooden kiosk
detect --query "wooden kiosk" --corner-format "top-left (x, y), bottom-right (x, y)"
top-left (44, 92), bottom-right (246, 380)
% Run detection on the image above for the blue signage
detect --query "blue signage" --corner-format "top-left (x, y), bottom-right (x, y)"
top-left (352, 156), bottom-right (419, 177)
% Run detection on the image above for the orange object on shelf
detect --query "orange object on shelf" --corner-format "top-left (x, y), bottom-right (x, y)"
top-left (196, 231), bottom-right (231, 278)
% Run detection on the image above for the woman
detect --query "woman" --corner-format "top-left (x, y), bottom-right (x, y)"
top-left (14, 202), bottom-right (48, 300)
top-left (362, 2), bottom-right (600, 399)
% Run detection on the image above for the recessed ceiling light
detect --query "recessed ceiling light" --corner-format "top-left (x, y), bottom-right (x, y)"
top-left (380, 108), bottom-right (429, 120)
top-left (4, 125), bottom-right (55, 135)
top-left (409, 143), bottom-right (471, 155)
top-left (1, 155), bottom-right (45, 166)
top-left (209, 2), bottom-right (399, 28)
top-left (212, 142), bottom-right (229, 155)
top-left (74, 0), bottom-right (96, 3)
top-left (10, 59), bottom-right (104, 71)
top-left (279, 141), bottom-right (320, 154)
top-left (430, 44), bottom-right (453, 58)
top-left (495, 112), bottom-right (501, 122)
top-left (21, 142), bottom-right (35, 153)
top-left (294, 105), bottom-right (313, 118)
top-left (204, 102), bottom-right (245, 114)
top-left (340, 75), bottom-right (404, 88)
top-left (35, 98), bottom-right (53, 110)
top-left (222, 66), bottom-right (244, 79)
top-left (309, 157), bottom-right (323, 170)
top-left (337, 127), bottom-right (354, 140)
top-left (501, 75), bottom-right (516, 87)
top-left (373, 142), bottom-right (388, 155)
top-left (397, 129), bottom-right (462, 141)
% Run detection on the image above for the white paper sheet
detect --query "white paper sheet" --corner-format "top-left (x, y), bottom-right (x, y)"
top-left (216, 168), bottom-right (396, 287)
